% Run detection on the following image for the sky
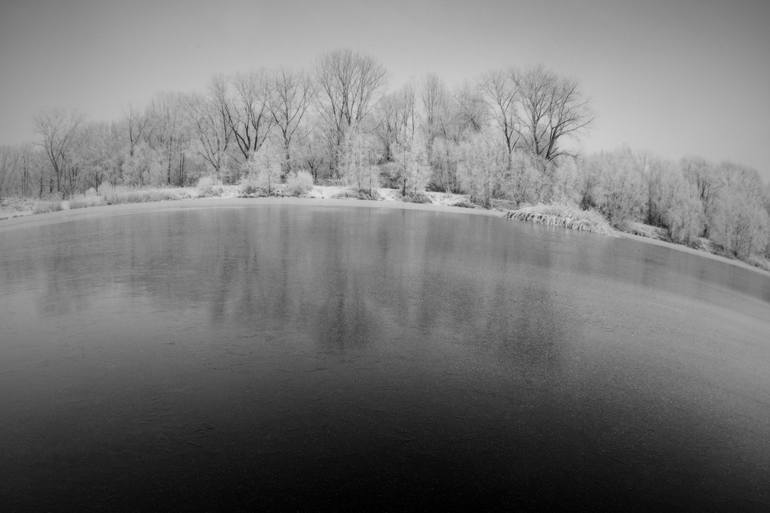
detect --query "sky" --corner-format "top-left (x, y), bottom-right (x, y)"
top-left (1, 0), bottom-right (769, 177)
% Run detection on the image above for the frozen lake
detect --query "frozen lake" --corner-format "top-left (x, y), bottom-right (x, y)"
top-left (1, 204), bottom-right (769, 511)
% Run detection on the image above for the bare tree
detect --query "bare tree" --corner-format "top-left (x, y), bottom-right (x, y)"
top-left (373, 83), bottom-right (416, 162)
top-left (0, 144), bottom-right (45, 198)
top-left (457, 130), bottom-right (508, 208)
top-left (480, 69), bottom-right (519, 160)
top-left (681, 156), bottom-right (722, 237)
top-left (0, 146), bottom-right (22, 199)
top-left (704, 162), bottom-right (767, 258)
top-left (315, 49), bottom-right (387, 175)
top-left (224, 71), bottom-right (274, 164)
top-left (145, 93), bottom-right (191, 186)
top-left (126, 106), bottom-right (150, 158)
top-left (635, 152), bottom-right (667, 226)
top-left (35, 109), bottom-right (83, 197)
top-left (186, 76), bottom-right (233, 180)
top-left (399, 83), bottom-right (417, 144)
top-left (512, 66), bottom-right (591, 162)
top-left (338, 127), bottom-right (380, 195)
top-left (267, 69), bottom-right (315, 175)
top-left (74, 121), bottom-right (120, 193)
top-left (420, 73), bottom-right (452, 162)
top-left (294, 122), bottom-right (326, 182)
top-left (451, 83), bottom-right (488, 141)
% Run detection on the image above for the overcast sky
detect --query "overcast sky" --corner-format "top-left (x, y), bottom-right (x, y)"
top-left (1, 0), bottom-right (769, 176)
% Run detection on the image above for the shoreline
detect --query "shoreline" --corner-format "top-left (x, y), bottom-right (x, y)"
top-left (2, 195), bottom-right (769, 278)
top-left (0, 196), bottom-right (505, 233)
top-left (614, 230), bottom-right (770, 276)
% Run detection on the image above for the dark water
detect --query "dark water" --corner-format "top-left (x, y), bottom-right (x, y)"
top-left (1, 204), bottom-right (769, 512)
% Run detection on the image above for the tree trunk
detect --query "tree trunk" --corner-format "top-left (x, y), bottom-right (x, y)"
top-left (283, 140), bottom-right (291, 179)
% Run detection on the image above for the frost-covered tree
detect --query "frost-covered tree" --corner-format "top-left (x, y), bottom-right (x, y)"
top-left (125, 106), bottom-right (150, 159)
top-left (480, 69), bottom-right (519, 161)
top-left (591, 149), bottom-right (645, 226)
top-left (506, 151), bottom-right (553, 205)
top-left (268, 69), bottom-right (315, 175)
top-left (420, 74), bottom-right (452, 157)
top-left (35, 108), bottom-right (83, 197)
top-left (551, 155), bottom-right (581, 204)
top-left (394, 133), bottom-right (431, 198)
top-left (338, 127), bottom-right (380, 195)
top-left (373, 84), bottom-right (416, 163)
top-left (315, 49), bottom-right (387, 176)
top-left (145, 93), bottom-right (193, 186)
top-left (663, 175), bottom-right (705, 245)
top-left (457, 130), bottom-right (508, 207)
top-left (681, 157), bottom-right (722, 238)
top-left (708, 163), bottom-right (769, 258)
top-left (294, 122), bottom-right (327, 183)
top-left (428, 137), bottom-right (460, 193)
top-left (224, 71), bottom-right (274, 165)
top-left (451, 83), bottom-right (488, 141)
top-left (74, 121), bottom-right (122, 193)
top-left (122, 142), bottom-right (161, 187)
top-left (0, 145), bottom-right (46, 198)
top-left (242, 139), bottom-right (283, 195)
top-left (636, 153), bottom-right (668, 226)
top-left (185, 77), bottom-right (233, 181)
top-left (513, 66), bottom-right (591, 162)
top-left (710, 188), bottom-right (768, 258)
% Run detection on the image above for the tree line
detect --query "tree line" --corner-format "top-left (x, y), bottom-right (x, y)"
top-left (0, 48), bottom-right (768, 260)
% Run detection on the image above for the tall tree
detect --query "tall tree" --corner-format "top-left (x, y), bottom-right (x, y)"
top-left (451, 83), bottom-right (488, 141)
top-left (420, 73), bottom-right (451, 152)
top-left (145, 92), bottom-right (191, 186)
top-left (224, 71), bottom-right (274, 165)
top-left (35, 109), bottom-right (83, 197)
top-left (186, 76), bottom-right (233, 180)
top-left (338, 127), bottom-right (380, 195)
top-left (268, 69), bottom-right (315, 175)
top-left (74, 121), bottom-right (119, 193)
top-left (315, 49), bottom-right (387, 175)
top-left (373, 83), bottom-right (416, 162)
top-left (681, 156), bottom-right (722, 237)
top-left (513, 66), bottom-right (591, 162)
top-left (480, 69), bottom-right (519, 160)
top-left (126, 106), bottom-right (150, 158)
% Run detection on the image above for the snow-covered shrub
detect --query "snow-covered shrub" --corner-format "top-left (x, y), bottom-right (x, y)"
top-left (663, 179), bottom-right (705, 245)
top-left (285, 171), bottom-right (314, 197)
top-left (338, 128), bottom-right (381, 195)
top-left (196, 175), bottom-right (224, 197)
top-left (239, 142), bottom-right (283, 196)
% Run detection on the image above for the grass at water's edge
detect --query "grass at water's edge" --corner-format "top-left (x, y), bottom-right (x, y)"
top-left (506, 204), bottom-right (614, 236)
top-left (0, 186), bottom-right (197, 219)
top-left (0, 184), bottom-right (474, 220)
